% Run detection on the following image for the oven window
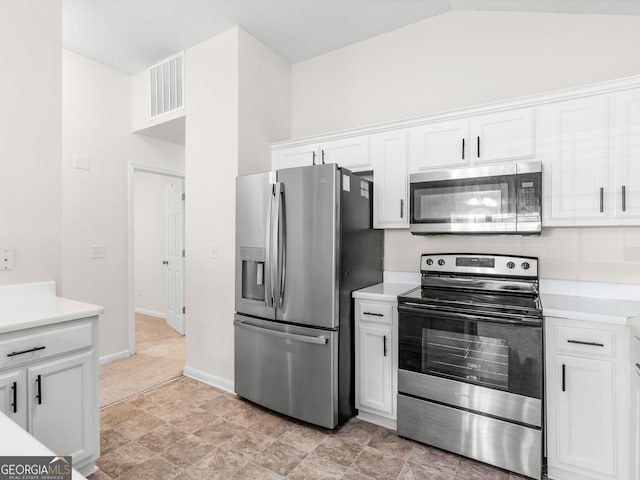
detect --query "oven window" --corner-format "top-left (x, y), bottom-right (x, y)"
top-left (399, 310), bottom-right (542, 399)
top-left (411, 175), bottom-right (516, 224)
top-left (422, 328), bottom-right (509, 391)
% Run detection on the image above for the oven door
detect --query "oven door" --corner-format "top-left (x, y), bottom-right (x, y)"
top-left (398, 303), bottom-right (542, 401)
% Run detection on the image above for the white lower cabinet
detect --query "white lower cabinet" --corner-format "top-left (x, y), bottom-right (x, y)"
top-left (632, 335), bottom-right (640, 480)
top-left (546, 317), bottom-right (630, 480)
top-left (355, 298), bottom-right (397, 429)
top-left (0, 317), bottom-right (99, 476)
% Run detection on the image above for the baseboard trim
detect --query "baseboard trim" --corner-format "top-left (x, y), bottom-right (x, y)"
top-left (99, 350), bottom-right (130, 365)
top-left (183, 366), bottom-right (234, 394)
top-left (135, 308), bottom-right (167, 319)
top-left (356, 410), bottom-right (397, 430)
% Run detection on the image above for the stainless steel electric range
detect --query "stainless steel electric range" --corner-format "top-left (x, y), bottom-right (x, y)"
top-left (397, 253), bottom-right (543, 479)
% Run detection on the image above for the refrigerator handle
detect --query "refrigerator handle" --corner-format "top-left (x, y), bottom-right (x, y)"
top-left (264, 183), bottom-right (275, 307)
top-left (278, 184), bottom-right (286, 307)
top-left (271, 182), bottom-right (282, 307)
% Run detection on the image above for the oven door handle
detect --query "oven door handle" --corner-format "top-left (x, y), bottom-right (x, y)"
top-left (397, 304), bottom-right (542, 326)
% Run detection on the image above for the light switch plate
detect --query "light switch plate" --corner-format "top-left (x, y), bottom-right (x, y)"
top-left (1, 249), bottom-right (15, 270)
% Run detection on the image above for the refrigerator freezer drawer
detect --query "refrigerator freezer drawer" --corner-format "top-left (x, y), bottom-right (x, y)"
top-left (234, 314), bottom-right (338, 428)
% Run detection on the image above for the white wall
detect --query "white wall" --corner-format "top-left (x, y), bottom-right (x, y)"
top-left (62, 50), bottom-right (185, 359)
top-left (238, 29), bottom-right (291, 175)
top-left (0, 0), bottom-right (62, 287)
top-left (291, 10), bottom-right (640, 283)
top-left (184, 27), bottom-right (291, 389)
top-left (134, 171), bottom-right (178, 317)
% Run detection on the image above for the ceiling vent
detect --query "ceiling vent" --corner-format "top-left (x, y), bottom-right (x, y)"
top-left (149, 53), bottom-right (184, 119)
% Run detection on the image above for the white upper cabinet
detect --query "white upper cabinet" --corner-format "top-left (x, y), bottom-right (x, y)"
top-left (469, 108), bottom-right (534, 163)
top-left (408, 119), bottom-right (468, 172)
top-left (320, 135), bottom-right (370, 171)
top-left (272, 143), bottom-right (319, 170)
top-left (371, 130), bottom-right (408, 228)
top-left (612, 88), bottom-right (640, 220)
top-left (272, 135), bottom-right (370, 172)
top-left (407, 109), bottom-right (533, 173)
top-left (537, 95), bottom-right (609, 225)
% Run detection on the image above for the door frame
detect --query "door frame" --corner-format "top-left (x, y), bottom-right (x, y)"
top-left (128, 163), bottom-right (185, 355)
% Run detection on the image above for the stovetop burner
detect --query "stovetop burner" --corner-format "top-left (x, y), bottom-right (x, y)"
top-left (398, 253), bottom-right (542, 323)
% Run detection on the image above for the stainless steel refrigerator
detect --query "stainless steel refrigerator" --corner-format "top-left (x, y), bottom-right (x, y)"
top-left (234, 164), bottom-right (383, 429)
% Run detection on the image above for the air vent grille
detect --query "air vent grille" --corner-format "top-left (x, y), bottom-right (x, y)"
top-left (149, 53), bottom-right (184, 119)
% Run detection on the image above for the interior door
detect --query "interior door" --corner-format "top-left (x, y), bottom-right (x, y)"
top-left (165, 181), bottom-right (185, 334)
top-left (275, 164), bottom-right (338, 329)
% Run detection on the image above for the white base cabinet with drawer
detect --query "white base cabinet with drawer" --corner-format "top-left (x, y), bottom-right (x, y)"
top-left (355, 298), bottom-right (397, 429)
top-left (0, 317), bottom-right (99, 476)
top-left (545, 317), bottom-right (630, 480)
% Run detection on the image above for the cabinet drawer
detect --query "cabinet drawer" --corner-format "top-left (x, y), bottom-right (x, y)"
top-left (0, 321), bottom-right (93, 370)
top-left (555, 326), bottom-right (614, 357)
top-left (359, 302), bottom-right (393, 325)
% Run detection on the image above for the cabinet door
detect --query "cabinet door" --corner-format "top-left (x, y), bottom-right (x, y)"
top-left (408, 119), bottom-right (468, 172)
top-left (470, 108), bottom-right (533, 163)
top-left (0, 369), bottom-right (26, 429)
top-left (537, 96), bottom-right (609, 225)
top-left (612, 88), bottom-right (640, 220)
top-left (371, 130), bottom-right (408, 228)
top-left (553, 354), bottom-right (616, 477)
top-left (272, 143), bottom-right (319, 170)
top-left (319, 135), bottom-right (370, 171)
top-left (358, 323), bottom-right (392, 416)
top-left (28, 351), bottom-right (96, 465)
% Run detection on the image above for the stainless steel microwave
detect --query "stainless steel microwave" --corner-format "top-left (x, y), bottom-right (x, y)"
top-left (409, 161), bottom-right (542, 235)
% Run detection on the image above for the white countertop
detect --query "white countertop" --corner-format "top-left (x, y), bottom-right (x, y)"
top-left (352, 282), bottom-right (418, 302)
top-left (0, 281), bottom-right (103, 334)
top-left (0, 412), bottom-right (87, 479)
top-left (541, 293), bottom-right (640, 326)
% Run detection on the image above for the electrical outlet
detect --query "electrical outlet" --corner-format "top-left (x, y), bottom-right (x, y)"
top-left (1, 249), bottom-right (15, 270)
top-left (90, 244), bottom-right (105, 259)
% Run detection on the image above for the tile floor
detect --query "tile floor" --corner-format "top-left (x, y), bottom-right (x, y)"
top-left (91, 376), bottom-right (531, 480)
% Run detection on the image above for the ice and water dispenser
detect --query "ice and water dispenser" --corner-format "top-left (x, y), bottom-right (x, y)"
top-left (240, 247), bottom-right (266, 302)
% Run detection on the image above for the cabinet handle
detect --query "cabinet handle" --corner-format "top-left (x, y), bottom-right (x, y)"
top-left (400, 199), bottom-right (404, 219)
top-left (383, 335), bottom-right (387, 357)
top-left (36, 375), bottom-right (42, 405)
top-left (600, 187), bottom-right (604, 213)
top-left (622, 185), bottom-right (626, 212)
top-left (363, 312), bottom-right (384, 317)
top-left (321, 149), bottom-right (325, 165)
top-left (312, 151), bottom-right (316, 166)
top-left (567, 339), bottom-right (604, 347)
top-left (562, 364), bottom-right (566, 392)
top-left (461, 138), bottom-right (465, 160)
top-left (635, 362), bottom-right (640, 371)
top-left (7, 346), bottom-right (46, 357)
top-left (11, 381), bottom-right (17, 414)
top-left (477, 136), bottom-right (480, 158)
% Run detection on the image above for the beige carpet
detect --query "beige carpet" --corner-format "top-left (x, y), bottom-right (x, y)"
top-left (100, 313), bottom-right (185, 408)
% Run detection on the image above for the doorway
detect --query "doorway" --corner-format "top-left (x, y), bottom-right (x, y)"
top-left (128, 164), bottom-right (185, 355)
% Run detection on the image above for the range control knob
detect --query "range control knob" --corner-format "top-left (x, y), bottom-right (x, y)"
top-left (438, 259), bottom-right (446, 266)
top-left (506, 261), bottom-right (516, 269)
top-left (426, 258), bottom-right (433, 266)
top-left (521, 262), bottom-right (531, 270)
